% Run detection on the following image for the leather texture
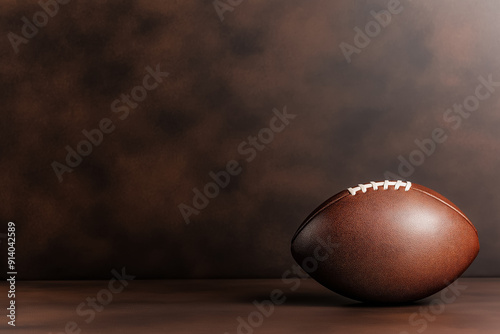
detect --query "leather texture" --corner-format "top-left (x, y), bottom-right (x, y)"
top-left (291, 181), bottom-right (480, 303)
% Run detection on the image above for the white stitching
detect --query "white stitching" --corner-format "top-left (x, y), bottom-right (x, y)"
top-left (405, 181), bottom-right (412, 191)
top-left (347, 180), bottom-right (412, 196)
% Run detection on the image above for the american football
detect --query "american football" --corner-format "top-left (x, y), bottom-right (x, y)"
top-left (291, 180), bottom-right (480, 303)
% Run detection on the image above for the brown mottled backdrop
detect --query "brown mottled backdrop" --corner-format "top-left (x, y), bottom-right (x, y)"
top-left (0, 0), bottom-right (499, 279)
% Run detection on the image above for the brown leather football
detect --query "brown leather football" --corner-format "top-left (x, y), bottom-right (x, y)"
top-left (291, 180), bottom-right (480, 303)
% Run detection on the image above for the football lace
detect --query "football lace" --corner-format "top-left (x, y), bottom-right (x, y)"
top-left (347, 180), bottom-right (412, 195)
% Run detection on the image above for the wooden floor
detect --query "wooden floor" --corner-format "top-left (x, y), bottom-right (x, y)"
top-left (1, 278), bottom-right (499, 333)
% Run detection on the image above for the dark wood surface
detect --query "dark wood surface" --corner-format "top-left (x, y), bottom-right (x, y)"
top-left (1, 278), bottom-right (499, 333)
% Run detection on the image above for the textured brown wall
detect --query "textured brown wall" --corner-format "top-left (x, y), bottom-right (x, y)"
top-left (0, 0), bottom-right (499, 279)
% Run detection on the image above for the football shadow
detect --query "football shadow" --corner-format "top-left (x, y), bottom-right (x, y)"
top-left (239, 291), bottom-right (429, 308)
top-left (285, 292), bottom-right (428, 308)
top-left (342, 299), bottom-right (428, 308)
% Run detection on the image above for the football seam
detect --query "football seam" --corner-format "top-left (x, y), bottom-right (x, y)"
top-left (411, 188), bottom-right (478, 235)
top-left (291, 192), bottom-right (350, 244)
